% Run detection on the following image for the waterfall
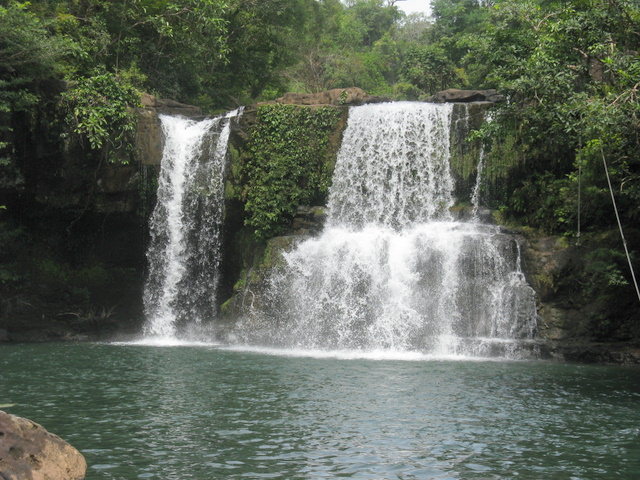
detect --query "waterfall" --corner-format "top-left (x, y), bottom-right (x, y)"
top-left (471, 146), bottom-right (485, 220)
top-left (328, 103), bottom-right (454, 227)
top-left (143, 110), bottom-right (240, 337)
top-left (241, 102), bottom-right (537, 357)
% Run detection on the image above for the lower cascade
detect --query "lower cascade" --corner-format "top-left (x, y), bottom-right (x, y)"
top-left (143, 110), bottom-right (240, 337)
top-left (238, 102), bottom-right (538, 357)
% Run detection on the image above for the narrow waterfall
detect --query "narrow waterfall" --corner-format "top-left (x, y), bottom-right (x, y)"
top-left (143, 110), bottom-right (239, 337)
top-left (471, 146), bottom-right (485, 220)
top-left (242, 102), bottom-right (537, 357)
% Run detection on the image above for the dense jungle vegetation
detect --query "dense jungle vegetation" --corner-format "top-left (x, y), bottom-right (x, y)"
top-left (1, 0), bottom-right (639, 339)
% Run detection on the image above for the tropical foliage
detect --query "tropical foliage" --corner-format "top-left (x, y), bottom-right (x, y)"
top-left (2, 0), bottom-right (638, 231)
top-left (242, 105), bottom-right (342, 239)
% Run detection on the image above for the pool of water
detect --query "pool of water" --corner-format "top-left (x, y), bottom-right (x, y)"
top-left (1, 343), bottom-right (639, 479)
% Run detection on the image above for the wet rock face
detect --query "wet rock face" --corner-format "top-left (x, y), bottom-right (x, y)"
top-left (135, 109), bottom-right (164, 167)
top-left (0, 411), bottom-right (87, 480)
top-left (136, 94), bottom-right (203, 167)
top-left (291, 206), bottom-right (327, 235)
top-left (139, 93), bottom-right (202, 116)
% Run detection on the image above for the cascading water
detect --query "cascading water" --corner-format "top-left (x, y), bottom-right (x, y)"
top-left (240, 102), bottom-right (537, 357)
top-left (471, 146), bottom-right (485, 220)
top-left (328, 103), bottom-right (454, 227)
top-left (143, 110), bottom-right (240, 337)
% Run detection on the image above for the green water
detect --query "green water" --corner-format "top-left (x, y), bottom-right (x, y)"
top-left (1, 343), bottom-right (639, 479)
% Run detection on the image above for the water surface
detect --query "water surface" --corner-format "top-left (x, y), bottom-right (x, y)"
top-left (1, 343), bottom-right (639, 479)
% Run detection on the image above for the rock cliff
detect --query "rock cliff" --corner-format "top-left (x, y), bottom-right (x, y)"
top-left (0, 94), bottom-right (200, 342)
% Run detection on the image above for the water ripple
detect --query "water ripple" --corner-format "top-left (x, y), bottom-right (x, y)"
top-left (1, 343), bottom-right (639, 479)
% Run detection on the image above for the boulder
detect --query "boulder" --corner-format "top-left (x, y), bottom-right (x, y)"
top-left (0, 411), bottom-right (87, 480)
top-left (427, 89), bottom-right (504, 103)
top-left (275, 87), bottom-right (387, 106)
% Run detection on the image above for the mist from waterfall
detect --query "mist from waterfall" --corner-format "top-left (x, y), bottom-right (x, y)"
top-left (240, 102), bottom-right (537, 358)
top-left (143, 110), bottom-right (239, 337)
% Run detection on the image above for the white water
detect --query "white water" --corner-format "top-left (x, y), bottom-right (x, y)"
top-left (143, 110), bottom-right (240, 337)
top-left (219, 345), bottom-right (508, 362)
top-left (328, 103), bottom-right (454, 227)
top-left (239, 102), bottom-right (537, 358)
top-left (471, 146), bottom-right (485, 220)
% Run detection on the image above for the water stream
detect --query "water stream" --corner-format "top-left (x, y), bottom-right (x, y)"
top-left (143, 102), bottom-right (537, 358)
top-left (471, 146), bottom-right (485, 220)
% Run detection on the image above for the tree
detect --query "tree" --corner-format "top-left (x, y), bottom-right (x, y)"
top-left (0, 2), bottom-right (67, 166)
top-left (284, 0), bottom-right (406, 95)
top-left (60, 72), bottom-right (139, 163)
top-left (49, 0), bottom-right (229, 103)
top-left (203, 0), bottom-right (314, 105)
top-left (468, 0), bottom-right (640, 234)
top-left (400, 43), bottom-right (461, 94)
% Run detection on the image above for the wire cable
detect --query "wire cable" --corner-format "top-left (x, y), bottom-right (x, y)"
top-left (601, 146), bottom-right (640, 303)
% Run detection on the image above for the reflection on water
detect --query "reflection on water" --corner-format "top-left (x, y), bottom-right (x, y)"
top-left (1, 343), bottom-right (639, 479)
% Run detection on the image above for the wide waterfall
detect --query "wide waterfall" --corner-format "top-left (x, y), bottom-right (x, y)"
top-left (143, 110), bottom-right (239, 337)
top-left (241, 102), bottom-right (537, 357)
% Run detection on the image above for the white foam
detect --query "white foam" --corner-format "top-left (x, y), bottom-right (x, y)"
top-left (101, 339), bottom-right (530, 362)
top-left (110, 336), bottom-right (219, 348)
top-left (219, 344), bottom-right (505, 362)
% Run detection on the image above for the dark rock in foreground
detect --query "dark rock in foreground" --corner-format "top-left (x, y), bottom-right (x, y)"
top-left (0, 411), bottom-right (86, 480)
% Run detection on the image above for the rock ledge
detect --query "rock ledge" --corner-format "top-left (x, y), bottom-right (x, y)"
top-left (275, 87), bottom-right (387, 106)
top-left (427, 89), bottom-right (504, 103)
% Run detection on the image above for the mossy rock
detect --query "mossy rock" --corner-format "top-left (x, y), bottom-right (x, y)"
top-left (218, 234), bottom-right (303, 320)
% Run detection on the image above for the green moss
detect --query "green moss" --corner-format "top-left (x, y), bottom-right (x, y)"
top-left (224, 144), bottom-right (243, 201)
top-left (233, 272), bottom-right (247, 293)
top-left (259, 236), bottom-right (295, 270)
top-left (241, 104), bottom-right (343, 239)
top-left (260, 244), bottom-right (275, 270)
top-left (248, 269), bottom-right (261, 285)
top-left (450, 202), bottom-right (470, 211)
top-left (534, 272), bottom-right (555, 291)
top-left (491, 207), bottom-right (508, 225)
top-left (219, 297), bottom-right (233, 316)
top-left (557, 236), bottom-right (570, 249)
